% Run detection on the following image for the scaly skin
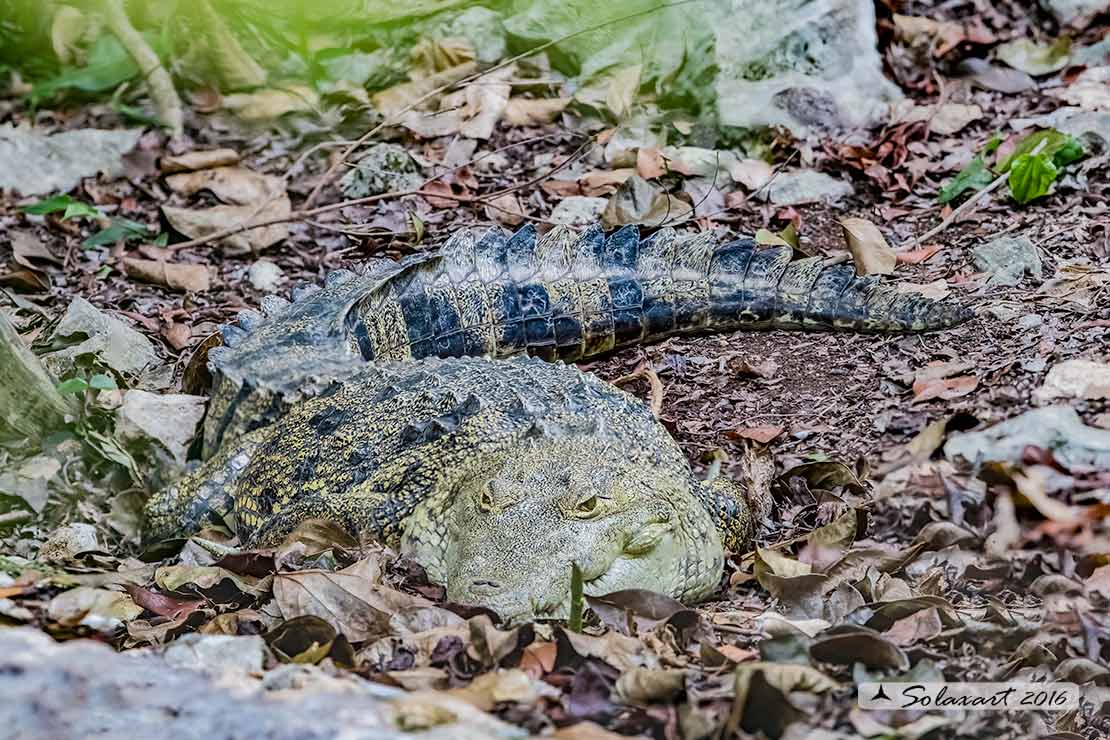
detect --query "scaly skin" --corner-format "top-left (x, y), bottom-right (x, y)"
top-left (202, 223), bottom-right (973, 455)
top-left (145, 356), bottom-right (766, 622)
top-left (148, 224), bottom-right (969, 620)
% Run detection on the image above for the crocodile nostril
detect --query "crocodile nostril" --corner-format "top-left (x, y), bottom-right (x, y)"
top-left (469, 579), bottom-right (502, 594)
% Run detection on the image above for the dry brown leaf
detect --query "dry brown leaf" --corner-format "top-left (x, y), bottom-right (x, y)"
top-left (502, 97), bottom-right (570, 127)
top-left (11, 231), bottom-right (60, 265)
top-left (483, 193), bottom-right (525, 226)
top-left (840, 217), bottom-right (896, 275)
top-left (166, 166), bottom-right (283, 205)
top-left (897, 279), bottom-right (950, 300)
top-left (884, 606), bottom-right (943, 646)
top-left (731, 425), bottom-right (785, 444)
top-left (163, 198), bottom-right (290, 255)
top-left (122, 258), bottom-right (210, 292)
top-left (896, 243), bottom-right (944, 264)
top-left (636, 147), bottom-right (667, 179)
top-left (460, 66), bottom-right (513, 140)
top-left (912, 374), bottom-right (978, 402)
top-left (729, 158), bottom-right (774, 190)
top-left (580, 168), bottom-right (635, 197)
top-left (372, 62), bottom-right (478, 118)
top-left (222, 86), bottom-right (319, 119)
top-left (274, 557), bottom-right (432, 642)
top-left (160, 149), bottom-right (240, 174)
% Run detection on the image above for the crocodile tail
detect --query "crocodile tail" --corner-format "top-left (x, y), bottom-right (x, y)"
top-left (703, 238), bottom-right (973, 333)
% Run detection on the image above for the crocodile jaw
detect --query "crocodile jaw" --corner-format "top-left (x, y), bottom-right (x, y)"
top-left (400, 436), bottom-right (725, 625)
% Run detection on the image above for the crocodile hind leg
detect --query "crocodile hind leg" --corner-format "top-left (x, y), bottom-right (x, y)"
top-left (144, 427), bottom-right (270, 542)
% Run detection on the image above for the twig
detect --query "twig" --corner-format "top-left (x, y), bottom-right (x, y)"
top-left (300, 0), bottom-right (702, 207)
top-left (102, 0), bottom-right (184, 137)
top-left (910, 139), bottom-right (1047, 247)
top-left (170, 135), bottom-right (594, 251)
top-left (614, 362), bottom-right (665, 418)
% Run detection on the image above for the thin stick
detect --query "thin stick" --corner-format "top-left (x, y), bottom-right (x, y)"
top-left (301, 0), bottom-right (702, 206)
top-left (102, 0), bottom-right (183, 137)
top-left (169, 136), bottom-right (594, 251)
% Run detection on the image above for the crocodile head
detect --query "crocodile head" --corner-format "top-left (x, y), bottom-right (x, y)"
top-left (401, 435), bottom-right (725, 624)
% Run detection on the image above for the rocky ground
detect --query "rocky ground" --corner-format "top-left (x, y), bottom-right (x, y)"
top-left (1, 0), bottom-right (1109, 738)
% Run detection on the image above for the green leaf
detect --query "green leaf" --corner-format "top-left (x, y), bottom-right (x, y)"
top-left (82, 218), bottom-right (152, 248)
top-left (568, 562), bottom-right (584, 633)
top-left (938, 156), bottom-right (994, 204)
top-left (997, 129), bottom-right (1085, 173)
top-left (1008, 153), bottom-right (1058, 204)
top-left (88, 373), bottom-right (118, 391)
top-left (29, 35), bottom-right (140, 102)
top-left (56, 377), bottom-right (89, 394)
top-left (63, 201), bottom-right (103, 220)
top-left (1052, 137), bottom-right (1086, 168)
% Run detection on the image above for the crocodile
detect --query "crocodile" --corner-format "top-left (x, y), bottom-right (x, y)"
top-left (146, 223), bottom-right (972, 622)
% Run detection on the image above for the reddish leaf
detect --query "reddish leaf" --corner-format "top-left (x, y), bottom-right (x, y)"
top-left (124, 584), bottom-right (206, 619)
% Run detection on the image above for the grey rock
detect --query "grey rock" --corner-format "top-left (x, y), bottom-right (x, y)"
top-left (0, 628), bottom-right (525, 740)
top-left (972, 236), bottom-right (1043, 287)
top-left (45, 297), bottom-right (156, 377)
top-left (1038, 0), bottom-right (1109, 28)
top-left (550, 196), bottom-right (609, 226)
top-left (0, 125), bottom-right (142, 196)
top-left (38, 523), bottom-right (99, 563)
top-left (249, 259), bottom-right (286, 292)
top-left (762, 169), bottom-right (853, 206)
top-left (162, 633), bottom-right (266, 675)
top-left (945, 406), bottom-right (1110, 469)
top-left (340, 143), bottom-right (424, 199)
top-left (715, 0), bottom-right (901, 136)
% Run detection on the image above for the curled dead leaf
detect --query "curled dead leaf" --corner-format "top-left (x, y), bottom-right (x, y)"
top-left (840, 217), bottom-right (896, 275)
top-left (122, 258), bottom-right (210, 292)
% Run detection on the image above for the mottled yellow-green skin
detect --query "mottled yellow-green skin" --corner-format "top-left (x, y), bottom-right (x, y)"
top-left (147, 356), bottom-right (762, 620)
top-left (149, 224), bottom-right (969, 620)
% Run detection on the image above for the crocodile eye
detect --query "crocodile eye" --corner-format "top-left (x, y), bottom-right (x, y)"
top-left (478, 485), bottom-right (495, 512)
top-left (573, 495), bottom-right (601, 519)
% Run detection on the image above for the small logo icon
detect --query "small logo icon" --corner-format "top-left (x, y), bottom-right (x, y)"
top-left (870, 684), bottom-right (891, 702)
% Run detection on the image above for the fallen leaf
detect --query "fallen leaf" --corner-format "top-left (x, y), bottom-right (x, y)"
top-left (884, 606), bottom-right (944, 646)
top-left (809, 628), bottom-right (910, 670)
top-left (840, 217), bottom-right (896, 275)
top-left (47, 586), bottom-right (143, 631)
top-left (163, 199), bottom-right (290, 255)
top-left (912, 374), bottom-right (978, 402)
top-left (1046, 66), bottom-right (1110, 111)
top-left (123, 584), bottom-right (205, 620)
top-left (502, 97), bottom-right (570, 127)
top-left (483, 193), bottom-right (525, 226)
top-left (995, 37), bottom-right (1072, 76)
top-left (957, 57), bottom-right (1037, 93)
top-left (165, 166), bottom-right (283, 205)
top-left (221, 86), bottom-right (319, 119)
top-left (895, 243), bottom-right (944, 264)
top-left (160, 148), bottom-right (240, 174)
top-left (897, 279), bottom-right (950, 300)
top-left (730, 425), bottom-right (785, 444)
top-left (459, 66), bottom-right (513, 140)
top-left (580, 168), bottom-right (635, 197)
top-left (614, 667), bottom-right (686, 703)
top-left (601, 175), bottom-right (692, 228)
top-left (274, 556), bottom-right (432, 642)
top-left (122, 258), bottom-right (210, 292)
top-left (635, 147), bottom-right (666, 179)
top-left (729, 158), bottom-right (774, 190)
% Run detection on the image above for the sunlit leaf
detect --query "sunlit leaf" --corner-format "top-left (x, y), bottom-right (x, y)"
top-left (1007, 153), bottom-right (1058, 204)
top-left (938, 155), bottom-right (994, 203)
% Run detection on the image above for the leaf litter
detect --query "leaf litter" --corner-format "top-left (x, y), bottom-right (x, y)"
top-left (1, 0), bottom-right (1109, 737)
